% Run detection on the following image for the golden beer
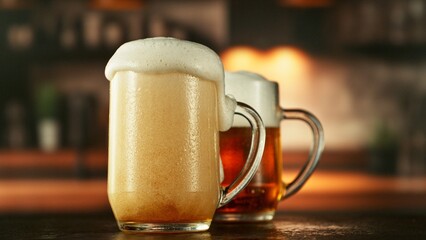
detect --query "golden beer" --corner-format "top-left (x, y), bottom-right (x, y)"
top-left (106, 38), bottom-right (266, 233)
top-left (108, 72), bottom-right (220, 224)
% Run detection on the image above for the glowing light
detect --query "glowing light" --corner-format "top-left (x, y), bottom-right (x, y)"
top-left (221, 46), bottom-right (312, 85)
top-left (221, 46), bottom-right (261, 72)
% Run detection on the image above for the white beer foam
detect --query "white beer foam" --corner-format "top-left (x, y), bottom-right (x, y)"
top-left (105, 37), bottom-right (237, 131)
top-left (225, 71), bottom-right (281, 127)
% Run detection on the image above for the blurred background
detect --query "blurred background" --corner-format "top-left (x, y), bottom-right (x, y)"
top-left (0, 0), bottom-right (425, 214)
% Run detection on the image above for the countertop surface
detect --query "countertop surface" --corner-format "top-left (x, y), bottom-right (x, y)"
top-left (2, 171), bottom-right (426, 213)
top-left (1, 211), bottom-right (425, 240)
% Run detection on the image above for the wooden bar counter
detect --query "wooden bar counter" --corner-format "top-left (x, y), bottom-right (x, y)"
top-left (1, 171), bottom-right (425, 213)
top-left (1, 150), bottom-right (425, 238)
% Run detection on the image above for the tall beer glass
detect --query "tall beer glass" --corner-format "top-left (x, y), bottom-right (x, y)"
top-left (105, 38), bottom-right (266, 233)
top-left (215, 71), bottom-right (324, 222)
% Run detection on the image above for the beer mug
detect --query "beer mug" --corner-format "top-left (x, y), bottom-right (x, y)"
top-left (105, 38), bottom-right (266, 233)
top-left (215, 71), bottom-right (324, 221)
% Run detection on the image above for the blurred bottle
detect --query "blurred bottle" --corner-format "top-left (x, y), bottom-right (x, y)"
top-left (398, 64), bottom-right (426, 176)
top-left (67, 92), bottom-right (98, 149)
top-left (388, 0), bottom-right (408, 45)
top-left (407, 0), bottom-right (425, 44)
top-left (5, 6), bottom-right (34, 51)
top-left (4, 100), bottom-right (28, 149)
top-left (59, 14), bottom-right (81, 50)
top-left (7, 23), bottom-right (34, 50)
top-left (33, 7), bottom-right (60, 49)
top-left (148, 15), bottom-right (167, 37)
top-left (357, 0), bottom-right (382, 44)
top-left (102, 16), bottom-right (125, 49)
top-left (35, 83), bottom-right (61, 152)
top-left (66, 92), bottom-right (98, 178)
top-left (369, 121), bottom-right (399, 175)
top-left (83, 11), bottom-right (102, 49)
top-left (126, 12), bottom-right (144, 41)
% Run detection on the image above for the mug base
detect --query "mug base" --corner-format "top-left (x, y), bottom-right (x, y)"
top-left (117, 221), bottom-right (211, 233)
top-left (214, 211), bottom-right (275, 222)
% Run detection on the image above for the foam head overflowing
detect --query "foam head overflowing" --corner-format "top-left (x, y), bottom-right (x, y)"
top-left (225, 71), bottom-right (280, 127)
top-left (105, 37), bottom-right (236, 131)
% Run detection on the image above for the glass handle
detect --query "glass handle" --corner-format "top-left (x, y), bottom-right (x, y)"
top-left (281, 108), bottom-right (324, 199)
top-left (218, 102), bottom-right (266, 208)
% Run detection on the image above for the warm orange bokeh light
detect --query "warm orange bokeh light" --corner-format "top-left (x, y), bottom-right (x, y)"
top-left (221, 46), bottom-right (261, 71)
top-left (221, 46), bottom-right (312, 85)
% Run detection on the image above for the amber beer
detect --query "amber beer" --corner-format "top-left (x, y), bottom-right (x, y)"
top-left (219, 127), bottom-right (283, 218)
top-left (220, 127), bottom-right (284, 211)
top-left (215, 71), bottom-right (324, 222)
